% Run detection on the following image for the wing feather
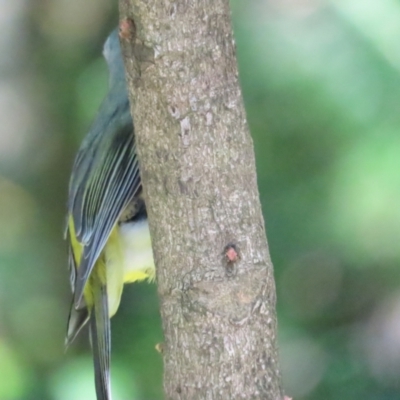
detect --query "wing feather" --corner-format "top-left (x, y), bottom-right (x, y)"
top-left (67, 82), bottom-right (141, 308)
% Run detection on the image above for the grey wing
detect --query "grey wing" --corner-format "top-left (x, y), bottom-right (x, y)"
top-left (68, 99), bottom-right (140, 308)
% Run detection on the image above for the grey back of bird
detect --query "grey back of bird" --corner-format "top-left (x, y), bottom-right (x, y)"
top-left (67, 27), bottom-right (138, 305)
top-left (66, 28), bottom-right (140, 400)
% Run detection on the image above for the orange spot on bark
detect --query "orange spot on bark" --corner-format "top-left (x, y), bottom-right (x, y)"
top-left (225, 245), bottom-right (238, 262)
top-left (119, 18), bottom-right (135, 40)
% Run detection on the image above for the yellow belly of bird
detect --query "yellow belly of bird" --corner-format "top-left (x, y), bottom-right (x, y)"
top-left (105, 219), bottom-right (155, 316)
top-left (70, 218), bottom-right (155, 318)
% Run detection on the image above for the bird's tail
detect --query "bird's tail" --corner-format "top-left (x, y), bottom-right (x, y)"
top-left (90, 278), bottom-right (112, 400)
top-left (65, 301), bottom-right (89, 349)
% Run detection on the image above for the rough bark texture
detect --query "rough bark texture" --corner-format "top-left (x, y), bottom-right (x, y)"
top-left (119, 1), bottom-right (283, 399)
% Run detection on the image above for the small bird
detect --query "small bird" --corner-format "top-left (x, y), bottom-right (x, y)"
top-left (65, 28), bottom-right (155, 400)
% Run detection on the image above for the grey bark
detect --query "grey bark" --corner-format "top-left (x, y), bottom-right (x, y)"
top-left (119, 1), bottom-right (283, 399)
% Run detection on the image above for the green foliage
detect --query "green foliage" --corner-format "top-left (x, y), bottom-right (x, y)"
top-left (0, 1), bottom-right (399, 399)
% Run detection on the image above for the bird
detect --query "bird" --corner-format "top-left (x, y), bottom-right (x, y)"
top-left (65, 27), bottom-right (155, 400)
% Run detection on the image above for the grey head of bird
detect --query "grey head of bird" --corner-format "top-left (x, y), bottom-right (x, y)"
top-left (103, 28), bottom-right (126, 86)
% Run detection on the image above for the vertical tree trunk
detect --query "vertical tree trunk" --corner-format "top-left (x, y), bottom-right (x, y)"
top-left (119, 1), bottom-right (283, 399)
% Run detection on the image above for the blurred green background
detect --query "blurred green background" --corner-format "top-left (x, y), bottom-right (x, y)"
top-left (0, 0), bottom-right (399, 399)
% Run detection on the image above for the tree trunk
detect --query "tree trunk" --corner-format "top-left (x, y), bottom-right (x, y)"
top-left (119, 1), bottom-right (283, 399)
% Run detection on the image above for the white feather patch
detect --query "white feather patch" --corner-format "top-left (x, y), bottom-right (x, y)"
top-left (119, 219), bottom-right (155, 280)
